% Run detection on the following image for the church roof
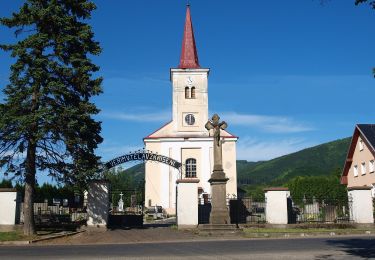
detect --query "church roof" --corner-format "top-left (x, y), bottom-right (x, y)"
top-left (178, 5), bottom-right (200, 69)
top-left (143, 121), bottom-right (238, 140)
top-left (340, 124), bottom-right (375, 184)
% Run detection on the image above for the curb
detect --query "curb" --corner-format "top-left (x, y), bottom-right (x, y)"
top-left (243, 230), bottom-right (374, 238)
top-left (0, 240), bottom-right (30, 245)
top-left (30, 230), bottom-right (86, 243)
top-left (0, 230), bottom-right (85, 245)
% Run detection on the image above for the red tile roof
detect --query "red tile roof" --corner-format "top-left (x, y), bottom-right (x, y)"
top-left (178, 5), bottom-right (200, 69)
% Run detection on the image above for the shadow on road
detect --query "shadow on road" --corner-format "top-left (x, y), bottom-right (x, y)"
top-left (323, 238), bottom-right (375, 259)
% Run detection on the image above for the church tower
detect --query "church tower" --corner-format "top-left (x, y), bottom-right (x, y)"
top-left (170, 5), bottom-right (209, 135)
top-left (144, 5), bottom-right (238, 215)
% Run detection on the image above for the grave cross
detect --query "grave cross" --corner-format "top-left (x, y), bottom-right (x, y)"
top-left (205, 114), bottom-right (227, 173)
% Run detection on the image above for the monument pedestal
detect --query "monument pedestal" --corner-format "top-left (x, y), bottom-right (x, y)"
top-left (208, 170), bottom-right (230, 224)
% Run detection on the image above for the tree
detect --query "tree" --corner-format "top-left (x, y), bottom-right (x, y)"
top-left (0, 1), bottom-right (103, 235)
top-left (355, 0), bottom-right (375, 9)
top-left (0, 179), bottom-right (13, 188)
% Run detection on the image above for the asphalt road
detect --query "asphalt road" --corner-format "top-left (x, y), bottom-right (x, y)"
top-left (0, 236), bottom-right (375, 259)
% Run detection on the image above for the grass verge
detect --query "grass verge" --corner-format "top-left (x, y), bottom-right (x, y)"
top-left (0, 231), bottom-right (29, 242)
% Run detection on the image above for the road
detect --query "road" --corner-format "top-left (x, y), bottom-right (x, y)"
top-left (0, 236), bottom-right (374, 259)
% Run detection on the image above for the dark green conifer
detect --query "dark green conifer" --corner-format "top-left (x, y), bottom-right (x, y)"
top-left (0, 0), bottom-right (103, 235)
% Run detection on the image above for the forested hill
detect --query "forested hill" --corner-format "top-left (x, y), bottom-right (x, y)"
top-left (237, 137), bottom-right (351, 186)
top-left (119, 137), bottom-right (351, 187)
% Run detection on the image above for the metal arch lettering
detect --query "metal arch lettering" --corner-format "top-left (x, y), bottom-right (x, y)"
top-left (105, 151), bottom-right (182, 170)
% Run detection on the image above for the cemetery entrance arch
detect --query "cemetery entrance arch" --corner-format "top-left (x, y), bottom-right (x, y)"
top-left (105, 149), bottom-right (182, 170)
top-left (104, 149), bottom-right (182, 228)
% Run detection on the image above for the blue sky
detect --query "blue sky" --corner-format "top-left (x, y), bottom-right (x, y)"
top-left (0, 0), bottom-right (374, 177)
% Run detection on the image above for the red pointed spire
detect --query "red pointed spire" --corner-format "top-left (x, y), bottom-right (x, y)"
top-left (178, 5), bottom-right (200, 69)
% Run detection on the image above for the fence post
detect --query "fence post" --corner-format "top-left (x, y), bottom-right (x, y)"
top-left (176, 178), bottom-right (199, 228)
top-left (264, 187), bottom-right (290, 224)
top-left (0, 188), bottom-right (19, 225)
top-left (348, 186), bottom-right (374, 224)
top-left (86, 180), bottom-right (109, 228)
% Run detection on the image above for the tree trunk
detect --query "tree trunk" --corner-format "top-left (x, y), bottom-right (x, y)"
top-left (23, 141), bottom-right (36, 236)
top-left (23, 87), bottom-right (39, 236)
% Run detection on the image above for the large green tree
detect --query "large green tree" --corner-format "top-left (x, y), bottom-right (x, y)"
top-left (0, 0), bottom-right (103, 235)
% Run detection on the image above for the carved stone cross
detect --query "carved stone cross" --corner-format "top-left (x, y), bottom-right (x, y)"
top-left (205, 114), bottom-right (230, 224)
top-left (205, 114), bottom-right (227, 174)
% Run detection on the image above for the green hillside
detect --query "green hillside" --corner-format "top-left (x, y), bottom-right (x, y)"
top-left (116, 137), bottom-right (351, 188)
top-left (238, 137), bottom-right (351, 186)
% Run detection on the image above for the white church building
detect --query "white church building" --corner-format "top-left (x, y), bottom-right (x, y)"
top-left (144, 6), bottom-right (238, 215)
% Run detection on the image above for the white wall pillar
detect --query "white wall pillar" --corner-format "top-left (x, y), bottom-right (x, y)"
top-left (86, 180), bottom-right (109, 227)
top-left (176, 179), bottom-right (199, 228)
top-left (264, 187), bottom-right (290, 224)
top-left (348, 186), bottom-right (374, 224)
top-left (0, 189), bottom-right (19, 225)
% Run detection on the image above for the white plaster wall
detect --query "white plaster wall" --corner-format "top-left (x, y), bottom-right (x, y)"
top-left (170, 69), bottom-right (209, 133)
top-left (177, 181), bottom-right (198, 226)
top-left (145, 138), bottom-right (237, 214)
top-left (348, 189), bottom-right (374, 224)
top-left (265, 190), bottom-right (290, 224)
top-left (0, 192), bottom-right (17, 225)
top-left (144, 142), bottom-right (162, 208)
top-left (86, 182), bottom-right (109, 226)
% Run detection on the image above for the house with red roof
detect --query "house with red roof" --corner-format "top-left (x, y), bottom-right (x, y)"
top-left (341, 124), bottom-right (375, 197)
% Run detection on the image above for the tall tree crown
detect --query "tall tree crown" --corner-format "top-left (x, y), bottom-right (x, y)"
top-left (0, 0), bottom-right (103, 185)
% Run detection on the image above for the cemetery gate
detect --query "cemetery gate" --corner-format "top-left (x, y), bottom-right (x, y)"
top-left (105, 149), bottom-right (182, 227)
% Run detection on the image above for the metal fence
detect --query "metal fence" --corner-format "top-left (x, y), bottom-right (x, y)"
top-left (198, 196), bottom-right (266, 224)
top-left (288, 197), bottom-right (352, 224)
top-left (230, 197), bottom-right (266, 224)
top-left (20, 202), bottom-right (87, 225)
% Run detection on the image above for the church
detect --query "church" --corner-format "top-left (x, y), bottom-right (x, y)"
top-left (144, 6), bottom-right (238, 215)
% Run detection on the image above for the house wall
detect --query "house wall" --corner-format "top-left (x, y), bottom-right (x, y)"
top-left (347, 136), bottom-right (375, 190)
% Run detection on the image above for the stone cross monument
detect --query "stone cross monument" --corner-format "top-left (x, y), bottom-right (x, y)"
top-left (205, 114), bottom-right (230, 224)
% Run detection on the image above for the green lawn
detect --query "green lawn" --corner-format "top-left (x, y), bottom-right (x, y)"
top-left (0, 231), bottom-right (28, 242)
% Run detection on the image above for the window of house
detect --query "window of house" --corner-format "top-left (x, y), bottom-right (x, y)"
top-left (370, 160), bottom-right (375, 173)
top-left (354, 165), bottom-right (358, 177)
top-left (191, 87), bottom-right (196, 99)
top-left (185, 158), bottom-right (197, 178)
top-left (359, 139), bottom-right (364, 151)
top-left (361, 162), bottom-right (366, 175)
top-left (185, 87), bottom-right (190, 99)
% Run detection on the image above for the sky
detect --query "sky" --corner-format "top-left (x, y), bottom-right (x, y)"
top-left (0, 1), bottom-right (374, 182)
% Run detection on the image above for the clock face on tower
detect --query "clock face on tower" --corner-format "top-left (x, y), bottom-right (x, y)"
top-left (185, 114), bottom-right (195, 125)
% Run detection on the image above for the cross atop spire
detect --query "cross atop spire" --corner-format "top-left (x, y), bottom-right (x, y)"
top-left (178, 5), bottom-right (200, 69)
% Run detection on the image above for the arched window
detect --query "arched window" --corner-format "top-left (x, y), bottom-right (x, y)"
top-left (185, 158), bottom-right (197, 178)
top-left (191, 87), bottom-right (196, 99)
top-left (185, 87), bottom-right (190, 99)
